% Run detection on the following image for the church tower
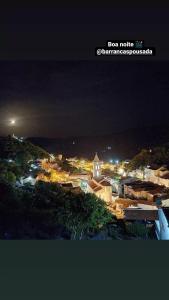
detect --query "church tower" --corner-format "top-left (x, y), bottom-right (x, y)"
top-left (93, 153), bottom-right (102, 178)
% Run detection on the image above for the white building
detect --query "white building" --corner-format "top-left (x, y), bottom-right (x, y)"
top-left (156, 208), bottom-right (169, 240)
top-left (81, 153), bottom-right (112, 203)
top-left (93, 152), bottom-right (102, 178)
top-left (144, 166), bottom-right (169, 188)
top-left (20, 176), bottom-right (36, 186)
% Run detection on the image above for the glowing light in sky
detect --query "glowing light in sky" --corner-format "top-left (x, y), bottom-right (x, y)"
top-left (10, 119), bottom-right (16, 125)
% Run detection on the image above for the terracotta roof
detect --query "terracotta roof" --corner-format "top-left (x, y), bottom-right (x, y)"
top-left (88, 180), bottom-right (98, 190)
top-left (94, 186), bottom-right (103, 192)
top-left (115, 199), bottom-right (138, 207)
top-left (99, 180), bottom-right (112, 186)
top-left (94, 177), bottom-right (111, 186)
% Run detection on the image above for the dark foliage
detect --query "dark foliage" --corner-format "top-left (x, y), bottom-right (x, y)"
top-left (0, 181), bottom-right (112, 239)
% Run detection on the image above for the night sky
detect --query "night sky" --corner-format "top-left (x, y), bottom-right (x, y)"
top-left (0, 61), bottom-right (169, 138)
top-left (0, 6), bottom-right (169, 138)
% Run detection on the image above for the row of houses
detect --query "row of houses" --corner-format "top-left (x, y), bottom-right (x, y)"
top-left (115, 166), bottom-right (169, 240)
top-left (35, 154), bottom-right (169, 240)
top-left (144, 165), bottom-right (169, 188)
top-left (124, 180), bottom-right (169, 202)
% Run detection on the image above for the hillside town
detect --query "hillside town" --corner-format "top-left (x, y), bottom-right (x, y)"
top-left (34, 147), bottom-right (169, 240)
top-left (1, 135), bottom-right (169, 239)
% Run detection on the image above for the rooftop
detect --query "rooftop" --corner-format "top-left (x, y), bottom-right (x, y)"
top-left (124, 209), bottom-right (158, 221)
top-left (93, 176), bottom-right (112, 186)
top-left (125, 180), bottom-right (168, 195)
top-left (88, 180), bottom-right (103, 192)
top-left (115, 198), bottom-right (156, 207)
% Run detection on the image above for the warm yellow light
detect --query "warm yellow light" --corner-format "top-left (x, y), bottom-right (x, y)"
top-left (118, 168), bottom-right (124, 175)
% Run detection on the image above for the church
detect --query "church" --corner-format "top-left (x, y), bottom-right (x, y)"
top-left (81, 153), bottom-right (112, 203)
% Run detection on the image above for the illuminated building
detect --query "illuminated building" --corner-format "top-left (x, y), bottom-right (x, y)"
top-left (81, 153), bottom-right (113, 203)
top-left (93, 152), bottom-right (102, 178)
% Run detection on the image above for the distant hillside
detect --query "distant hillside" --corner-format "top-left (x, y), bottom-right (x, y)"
top-left (27, 124), bottom-right (169, 160)
top-left (0, 136), bottom-right (49, 160)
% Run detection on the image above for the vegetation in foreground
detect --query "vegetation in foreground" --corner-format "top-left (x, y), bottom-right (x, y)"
top-left (0, 179), bottom-right (155, 240)
top-left (0, 180), bottom-right (113, 239)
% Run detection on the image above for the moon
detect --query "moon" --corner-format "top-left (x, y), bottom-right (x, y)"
top-left (10, 119), bottom-right (16, 125)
